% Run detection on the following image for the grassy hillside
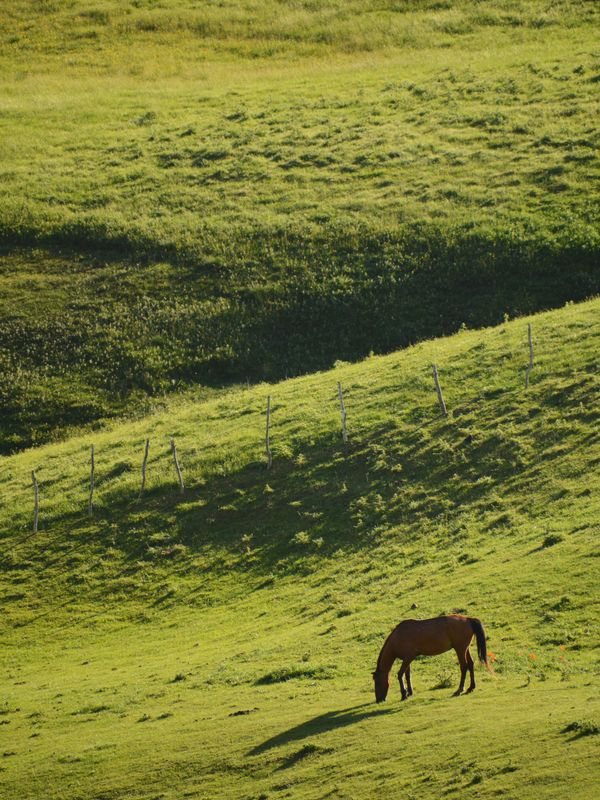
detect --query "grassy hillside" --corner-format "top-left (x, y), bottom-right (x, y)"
top-left (1, 300), bottom-right (598, 799)
top-left (2, 0), bottom-right (600, 235)
top-left (1, 0), bottom-right (599, 451)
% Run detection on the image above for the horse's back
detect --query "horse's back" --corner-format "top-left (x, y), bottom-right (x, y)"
top-left (394, 615), bottom-right (472, 657)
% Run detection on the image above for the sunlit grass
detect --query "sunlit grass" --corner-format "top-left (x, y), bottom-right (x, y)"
top-left (1, 1), bottom-right (599, 237)
top-left (1, 298), bottom-right (598, 799)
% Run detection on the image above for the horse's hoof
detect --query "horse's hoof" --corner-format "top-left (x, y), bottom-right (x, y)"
top-left (452, 690), bottom-right (463, 697)
top-left (466, 687), bottom-right (475, 694)
top-left (400, 695), bottom-right (408, 702)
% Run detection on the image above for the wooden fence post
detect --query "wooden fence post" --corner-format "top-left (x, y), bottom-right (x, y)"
top-left (265, 395), bottom-right (273, 470)
top-left (525, 323), bottom-right (534, 389)
top-left (31, 470), bottom-right (39, 534)
top-left (337, 381), bottom-right (348, 443)
top-left (139, 438), bottom-right (150, 499)
top-left (432, 363), bottom-right (448, 417)
top-left (170, 437), bottom-right (185, 494)
top-left (88, 444), bottom-right (95, 517)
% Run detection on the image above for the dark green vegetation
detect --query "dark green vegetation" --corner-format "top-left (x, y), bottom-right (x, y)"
top-left (1, 301), bottom-right (599, 799)
top-left (1, 0), bottom-right (599, 450)
top-left (2, 230), bottom-right (597, 452)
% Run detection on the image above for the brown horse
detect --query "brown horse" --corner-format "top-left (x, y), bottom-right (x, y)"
top-left (372, 615), bottom-right (489, 702)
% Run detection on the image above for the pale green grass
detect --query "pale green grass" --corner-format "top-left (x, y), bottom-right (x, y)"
top-left (0, 1), bottom-right (599, 241)
top-left (2, 602), bottom-right (598, 799)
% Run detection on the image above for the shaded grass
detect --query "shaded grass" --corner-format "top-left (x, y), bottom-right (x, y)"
top-left (1, 223), bottom-right (598, 451)
top-left (1, 302), bottom-right (598, 672)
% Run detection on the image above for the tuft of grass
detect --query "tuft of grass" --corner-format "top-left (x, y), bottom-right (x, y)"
top-left (255, 665), bottom-right (336, 685)
top-left (541, 534), bottom-right (564, 549)
top-left (278, 743), bottom-right (332, 770)
top-left (71, 704), bottom-right (110, 715)
top-left (431, 673), bottom-right (454, 690)
top-left (562, 720), bottom-right (599, 738)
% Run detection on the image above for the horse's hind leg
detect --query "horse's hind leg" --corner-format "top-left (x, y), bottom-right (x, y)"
top-left (453, 650), bottom-right (468, 697)
top-left (465, 650), bottom-right (476, 693)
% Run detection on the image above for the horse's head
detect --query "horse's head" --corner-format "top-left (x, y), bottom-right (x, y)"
top-left (372, 669), bottom-right (389, 703)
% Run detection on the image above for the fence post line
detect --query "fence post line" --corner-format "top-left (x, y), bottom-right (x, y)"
top-left (31, 470), bottom-right (39, 534)
top-left (139, 438), bottom-right (150, 499)
top-left (170, 437), bottom-right (185, 494)
top-left (265, 395), bottom-right (273, 470)
top-left (337, 381), bottom-right (348, 443)
top-left (432, 363), bottom-right (448, 417)
top-left (88, 444), bottom-right (95, 517)
top-left (525, 323), bottom-right (534, 389)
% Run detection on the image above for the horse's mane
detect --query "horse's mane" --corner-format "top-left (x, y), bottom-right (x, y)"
top-left (376, 626), bottom-right (396, 672)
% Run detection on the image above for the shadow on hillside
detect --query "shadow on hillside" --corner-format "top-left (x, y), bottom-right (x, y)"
top-left (248, 702), bottom-right (398, 756)
top-left (11, 404), bottom-right (541, 584)
top-left (96, 406), bottom-right (512, 572)
top-left (13, 366), bottom-right (594, 610)
top-left (94, 434), bottom-right (392, 570)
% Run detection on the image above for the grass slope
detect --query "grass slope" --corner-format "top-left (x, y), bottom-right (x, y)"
top-left (2, 1), bottom-right (600, 235)
top-left (1, 299), bottom-right (599, 799)
top-left (1, 1), bottom-right (599, 450)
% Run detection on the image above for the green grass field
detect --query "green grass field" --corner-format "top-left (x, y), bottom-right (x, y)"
top-left (1, 3), bottom-right (599, 797)
top-left (1, 300), bottom-right (598, 799)
top-left (1, 0), bottom-right (599, 450)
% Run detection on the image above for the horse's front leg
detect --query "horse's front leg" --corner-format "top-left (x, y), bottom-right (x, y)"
top-left (397, 667), bottom-right (407, 700)
top-left (398, 659), bottom-right (411, 700)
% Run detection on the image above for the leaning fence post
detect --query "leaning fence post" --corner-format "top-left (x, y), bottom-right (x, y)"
top-left (525, 323), bottom-right (534, 389)
top-left (337, 381), bottom-right (348, 443)
top-left (170, 437), bottom-right (185, 494)
top-left (31, 470), bottom-right (39, 534)
top-left (432, 363), bottom-right (448, 417)
top-left (139, 438), bottom-right (150, 499)
top-left (265, 395), bottom-right (273, 470)
top-left (88, 444), bottom-right (95, 517)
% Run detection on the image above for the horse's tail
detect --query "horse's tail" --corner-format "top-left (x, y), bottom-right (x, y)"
top-left (469, 618), bottom-right (491, 672)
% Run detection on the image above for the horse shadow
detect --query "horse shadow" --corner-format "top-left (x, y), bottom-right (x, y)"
top-left (248, 702), bottom-right (399, 756)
